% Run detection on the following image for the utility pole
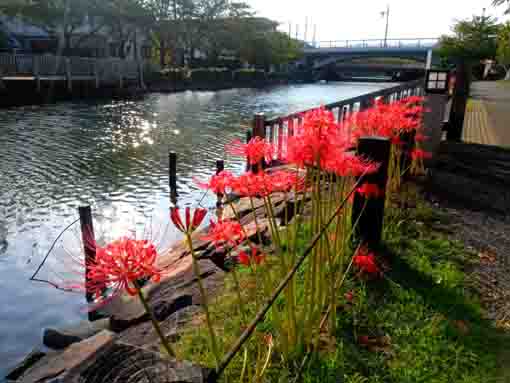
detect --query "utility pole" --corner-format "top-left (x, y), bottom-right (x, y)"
top-left (304, 17), bottom-right (309, 42)
top-left (296, 24), bottom-right (299, 41)
top-left (289, 22), bottom-right (292, 37)
top-left (313, 24), bottom-right (317, 47)
top-left (381, 4), bottom-right (390, 47)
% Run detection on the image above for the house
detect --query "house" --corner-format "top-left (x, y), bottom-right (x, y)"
top-left (0, 13), bottom-right (151, 60)
top-left (0, 14), bottom-right (57, 53)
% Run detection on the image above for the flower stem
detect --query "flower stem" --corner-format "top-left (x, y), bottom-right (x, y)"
top-left (135, 282), bottom-right (176, 358)
top-left (185, 233), bottom-right (221, 368)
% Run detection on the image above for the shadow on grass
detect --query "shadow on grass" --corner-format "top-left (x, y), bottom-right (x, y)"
top-left (380, 244), bottom-right (509, 369)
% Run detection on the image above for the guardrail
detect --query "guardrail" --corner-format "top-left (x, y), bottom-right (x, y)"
top-left (309, 38), bottom-right (439, 50)
top-left (252, 79), bottom-right (424, 162)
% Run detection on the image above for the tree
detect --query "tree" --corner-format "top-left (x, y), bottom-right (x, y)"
top-left (497, 22), bottom-right (510, 79)
top-left (1, 0), bottom-right (110, 51)
top-left (438, 15), bottom-right (500, 62)
top-left (99, 0), bottom-right (150, 59)
top-left (239, 30), bottom-right (303, 70)
top-left (493, 0), bottom-right (510, 14)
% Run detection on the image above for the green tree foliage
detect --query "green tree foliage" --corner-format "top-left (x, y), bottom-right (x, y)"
top-left (438, 15), bottom-right (501, 62)
top-left (239, 30), bottom-right (303, 70)
top-left (1, 0), bottom-right (148, 54)
top-left (497, 22), bottom-right (510, 79)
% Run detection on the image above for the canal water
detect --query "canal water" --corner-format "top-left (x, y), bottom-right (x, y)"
top-left (0, 82), bottom-right (394, 377)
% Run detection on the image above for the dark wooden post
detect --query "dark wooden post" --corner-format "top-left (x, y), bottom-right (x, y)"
top-left (169, 152), bottom-right (177, 204)
top-left (252, 113), bottom-right (266, 139)
top-left (216, 160), bottom-right (225, 207)
top-left (447, 61), bottom-right (470, 141)
top-left (251, 113), bottom-right (266, 173)
top-left (245, 130), bottom-right (252, 171)
top-left (351, 137), bottom-right (391, 247)
top-left (78, 206), bottom-right (96, 304)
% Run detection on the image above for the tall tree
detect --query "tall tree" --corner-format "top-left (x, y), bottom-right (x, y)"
top-left (497, 22), bottom-right (510, 79)
top-left (438, 14), bottom-right (501, 62)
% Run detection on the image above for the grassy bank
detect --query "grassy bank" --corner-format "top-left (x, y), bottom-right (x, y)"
top-left (173, 188), bottom-right (509, 382)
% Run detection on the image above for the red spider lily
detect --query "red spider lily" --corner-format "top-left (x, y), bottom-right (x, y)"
top-left (266, 170), bottom-right (305, 193)
top-left (170, 207), bottom-right (207, 234)
top-left (325, 154), bottom-right (379, 178)
top-left (194, 171), bottom-right (234, 195)
top-left (228, 172), bottom-right (270, 197)
top-left (202, 219), bottom-right (245, 248)
top-left (66, 238), bottom-right (163, 304)
top-left (227, 137), bottom-right (274, 165)
top-left (411, 149), bottom-right (432, 160)
top-left (391, 136), bottom-right (404, 146)
top-left (353, 247), bottom-right (380, 275)
top-left (356, 183), bottom-right (384, 199)
top-left (238, 246), bottom-right (266, 266)
top-left (348, 96), bottom-right (424, 144)
top-left (284, 107), bottom-right (352, 169)
top-left (414, 133), bottom-right (428, 142)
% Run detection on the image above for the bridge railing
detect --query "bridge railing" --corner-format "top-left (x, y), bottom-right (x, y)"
top-left (256, 80), bottom-right (424, 162)
top-left (310, 38), bottom-right (439, 50)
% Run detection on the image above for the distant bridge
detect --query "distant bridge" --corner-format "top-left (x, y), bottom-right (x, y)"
top-left (303, 38), bottom-right (440, 69)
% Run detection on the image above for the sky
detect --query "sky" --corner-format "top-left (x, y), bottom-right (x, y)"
top-left (248, 0), bottom-right (510, 42)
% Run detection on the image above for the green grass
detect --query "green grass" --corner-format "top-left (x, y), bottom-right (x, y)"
top-left (496, 79), bottom-right (510, 88)
top-left (174, 195), bottom-right (510, 382)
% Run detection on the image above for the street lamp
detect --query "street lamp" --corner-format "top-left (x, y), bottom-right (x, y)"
top-left (380, 5), bottom-right (390, 48)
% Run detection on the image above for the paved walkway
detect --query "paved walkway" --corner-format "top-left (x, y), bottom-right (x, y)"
top-left (462, 82), bottom-right (510, 147)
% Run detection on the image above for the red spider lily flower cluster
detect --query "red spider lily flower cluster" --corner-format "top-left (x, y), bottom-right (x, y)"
top-left (227, 137), bottom-right (274, 166)
top-left (195, 171), bottom-right (234, 195)
top-left (238, 246), bottom-right (266, 266)
top-left (353, 247), bottom-right (380, 276)
top-left (356, 183), bottom-right (385, 199)
top-left (201, 170), bottom-right (304, 198)
top-left (411, 148), bottom-right (432, 160)
top-left (348, 97), bottom-right (425, 144)
top-left (85, 238), bottom-right (162, 299)
top-left (170, 207), bottom-right (207, 234)
top-left (202, 219), bottom-right (245, 249)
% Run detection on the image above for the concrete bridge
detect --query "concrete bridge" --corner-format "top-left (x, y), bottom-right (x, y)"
top-left (303, 38), bottom-right (439, 69)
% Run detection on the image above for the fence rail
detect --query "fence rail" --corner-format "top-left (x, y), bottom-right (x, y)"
top-left (256, 80), bottom-right (424, 162)
top-left (0, 53), bottom-right (147, 87)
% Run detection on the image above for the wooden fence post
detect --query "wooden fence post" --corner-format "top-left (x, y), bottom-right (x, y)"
top-left (251, 113), bottom-right (266, 172)
top-left (65, 58), bottom-right (72, 92)
top-left (33, 56), bottom-right (41, 93)
top-left (252, 113), bottom-right (266, 138)
top-left (138, 60), bottom-right (145, 89)
top-left (78, 206), bottom-right (96, 303)
top-left (351, 137), bottom-right (391, 247)
top-left (169, 152), bottom-right (177, 203)
top-left (94, 61), bottom-right (100, 89)
top-left (118, 61), bottom-right (124, 89)
top-left (245, 130), bottom-right (253, 171)
top-left (447, 61), bottom-right (469, 141)
top-left (216, 160), bottom-right (225, 207)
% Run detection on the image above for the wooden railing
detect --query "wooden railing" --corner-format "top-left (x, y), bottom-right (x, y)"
top-left (0, 53), bottom-right (148, 86)
top-left (253, 80), bottom-right (424, 162)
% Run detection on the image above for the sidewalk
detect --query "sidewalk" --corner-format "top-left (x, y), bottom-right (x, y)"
top-left (462, 81), bottom-right (510, 147)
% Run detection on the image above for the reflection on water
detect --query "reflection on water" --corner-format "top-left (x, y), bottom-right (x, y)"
top-left (0, 82), bottom-right (394, 377)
